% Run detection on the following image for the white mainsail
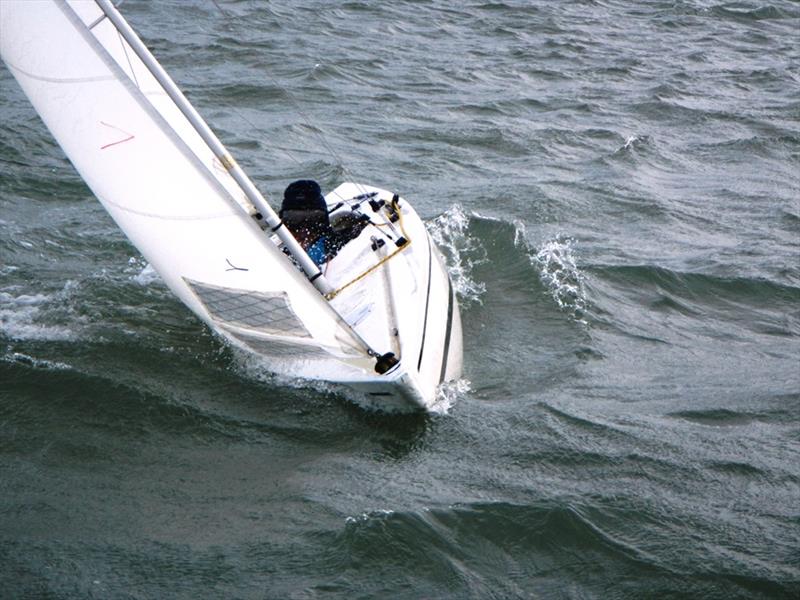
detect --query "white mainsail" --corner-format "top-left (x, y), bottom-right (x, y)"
top-left (0, 0), bottom-right (373, 368)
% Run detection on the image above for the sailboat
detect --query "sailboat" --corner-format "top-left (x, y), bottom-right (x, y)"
top-left (0, 0), bottom-right (463, 412)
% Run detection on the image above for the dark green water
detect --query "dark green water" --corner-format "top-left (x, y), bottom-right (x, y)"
top-left (1, 0), bottom-right (799, 598)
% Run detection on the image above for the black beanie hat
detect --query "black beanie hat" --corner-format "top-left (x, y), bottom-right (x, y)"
top-left (281, 180), bottom-right (326, 214)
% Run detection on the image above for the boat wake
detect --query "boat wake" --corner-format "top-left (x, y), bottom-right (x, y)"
top-left (127, 257), bottom-right (162, 287)
top-left (529, 234), bottom-right (588, 321)
top-left (432, 205), bottom-right (589, 323)
top-left (233, 343), bottom-right (472, 415)
top-left (427, 204), bottom-right (488, 306)
top-left (431, 377), bottom-right (472, 415)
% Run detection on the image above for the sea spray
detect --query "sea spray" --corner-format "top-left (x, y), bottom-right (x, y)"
top-left (345, 509), bottom-right (395, 526)
top-left (427, 204), bottom-right (487, 306)
top-left (233, 339), bottom-right (471, 414)
top-left (0, 284), bottom-right (81, 341)
top-left (432, 377), bottom-right (471, 415)
top-left (526, 233), bottom-right (588, 321)
top-left (129, 259), bottom-right (162, 287)
top-left (3, 351), bottom-right (72, 371)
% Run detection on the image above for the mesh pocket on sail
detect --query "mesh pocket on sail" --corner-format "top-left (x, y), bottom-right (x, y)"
top-left (184, 278), bottom-right (310, 337)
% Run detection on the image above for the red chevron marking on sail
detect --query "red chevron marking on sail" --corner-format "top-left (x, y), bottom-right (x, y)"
top-left (100, 121), bottom-right (135, 149)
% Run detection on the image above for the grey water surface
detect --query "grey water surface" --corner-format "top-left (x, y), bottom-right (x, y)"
top-left (1, 1), bottom-right (799, 598)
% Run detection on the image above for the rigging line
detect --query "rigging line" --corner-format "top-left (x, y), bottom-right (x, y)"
top-left (263, 74), bottom-right (373, 202)
top-left (280, 89), bottom-right (373, 200)
top-left (200, 91), bottom-right (367, 187)
top-left (117, 29), bottom-right (140, 89)
top-left (206, 0), bottom-right (369, 196)
top-left (193, 5), bottom-right (341, 178)
top-left (208, 0), bottom-right (227, 17)
top-left (210, 97), bottom-right (306, 168)
top-left (202, 98), bottom-right (350, 200)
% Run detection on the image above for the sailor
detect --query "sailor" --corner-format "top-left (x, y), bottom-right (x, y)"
top-left (280, 179), bottom-right (369, 266)
top-left (279, 180), bottom-right (332, 266)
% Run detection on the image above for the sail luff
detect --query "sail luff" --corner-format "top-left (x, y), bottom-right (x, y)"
top-left (93, 0), bottom-right (334, 296)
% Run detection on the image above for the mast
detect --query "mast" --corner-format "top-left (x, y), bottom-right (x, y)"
top-left (94, 0), bottom-right (333, 296)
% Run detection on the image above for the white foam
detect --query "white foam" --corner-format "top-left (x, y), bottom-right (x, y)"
top-left (0, 288), bottom-right (76, 341)
top-left (0, 291), bottom-right (51, 306)
top-left (231, 345), bottom-right (337, 394)
top-left (126, 257), bottom-right (163, 286)
top-left (621, 134), bottom-right (651, 152)
top-left (427, 204), bottom-right (487, 305)
top-left (431, 377), bottom-right (472, 415)
top-left (345, 509), bottom-right (395, 525)
top-left (529, 235), bottom-right (588, 320)
top-left (4, 352), bottom-right (72, 370)
top-left (512, 217), bottom-right (527, 246)
top-left (134, 263), bottom-right (162, 286)
top-left (623, 135), bottom-right (639, 149)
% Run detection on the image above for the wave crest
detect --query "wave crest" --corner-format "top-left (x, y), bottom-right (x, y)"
top-left (427, 204), bottom-right (487, 305)
top-left (530, 234), bottom-right (587, 320)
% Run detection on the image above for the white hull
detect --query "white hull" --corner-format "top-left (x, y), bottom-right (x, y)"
top-left (205, 183), bottom-right (463, 412)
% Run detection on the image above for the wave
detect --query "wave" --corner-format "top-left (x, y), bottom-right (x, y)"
top-left (0, 260), bottom-right (186, 347)
top-left (0, 342), bottom-right (346, 445)
top-left (332, 499), bottom-right (797, 597)
top-left (692, 133), bottom-right (800, 162)
top-left (0, 286), bottom-right (82, 342)
top-left (584, 263), bottom-right (800, 345)
top-left (427, 204), bottom-right (488, 306)
top-left (529, 234), bottom-right (587, 320)
top-left (669, 398), bottom-right (800, 427)
top-left (429, 206), bottom-right (591, 325)
top-left (710, 4), bottom-right (794, 22)
top-left (589, 264), bottom-right (800, 308)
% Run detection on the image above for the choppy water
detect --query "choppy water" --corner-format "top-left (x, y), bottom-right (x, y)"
top-left (1, 0), bottom-right (799, 597)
